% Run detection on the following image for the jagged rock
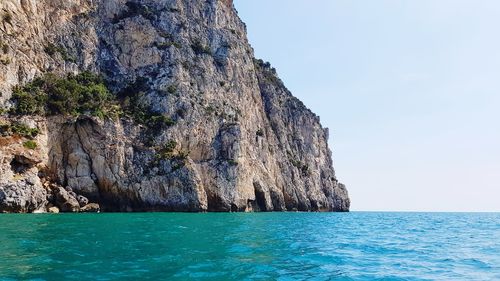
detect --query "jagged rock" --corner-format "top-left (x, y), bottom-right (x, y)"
top-left (54, 187), bottom-right (80, 212)
top-left (0, 0), bottom-right (350, 212)
top-left (68, 191), bottom-right (78, 199)
top-left (0, 182), bottom-right (47, 213)
top-left (76, 195), bottom-right (89, 207)
top-left (81, 203), bottom-right (100, 213)
top-left (0, 168), bottom-right (47, 213)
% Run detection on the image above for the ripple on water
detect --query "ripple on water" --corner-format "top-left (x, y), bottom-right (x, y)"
top-left (0, 212), bottom-right (499, 281)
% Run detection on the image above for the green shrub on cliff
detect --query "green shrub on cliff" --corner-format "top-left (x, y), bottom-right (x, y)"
top-left (112, 1), bottom-right (155, 23)
top-left (154, 140), bottom-right (190, 172)
top-left (43, 43), bottom-right (58, 56)
top-left (10, 72), bottom-right (176, 128)
top-left (23, 140), bottom-right (37, 150)
top-left (253, 58), bottom-right (280, 84)
top-left (121, 95), bottom-right (175, 129)
top-left (119, 79), bottom-right (176, 129)
top-left (0, 122), bottom-right (40, 139)
top-left (10, 72), bottom-right (119, 119)
top-left (155, 41), bottom-right (181, 50)
top-left (149, 114), bottom-right (175, 129)
top-left (191, 40), bottom-right (212, 55)
top-left (167, 85), bottom-right (177, 94)
top-left (156, 140), bottom-right (178, 160)
top-left (10, 84), bottom-right (47, 115)
top-left (44, 43), bottom-right (76, 63)
top-left (11, 123), bottom-right (40, 139)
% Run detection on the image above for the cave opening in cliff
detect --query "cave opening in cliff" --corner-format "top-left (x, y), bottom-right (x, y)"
top-left (253, 182), bottom-right (267, 212)
top-left (10, 157), bottom-right (32, 174)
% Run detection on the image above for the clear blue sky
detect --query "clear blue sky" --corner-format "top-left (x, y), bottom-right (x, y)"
top-left (234, 0), bottom-right (500, 212)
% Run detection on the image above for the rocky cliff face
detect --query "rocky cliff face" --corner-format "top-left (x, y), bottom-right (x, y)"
top-left (0, 0), bottom-right (350, 212)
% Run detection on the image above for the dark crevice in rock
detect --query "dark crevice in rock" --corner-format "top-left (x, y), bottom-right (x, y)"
top-left (206, 190), bottom-right (230, 212)
top-left (10, 156), bottom-right (33, 174)
top-left (252, 182), bottom-right (267, 212)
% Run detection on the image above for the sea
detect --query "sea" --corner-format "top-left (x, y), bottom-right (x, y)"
top-left (0, 212), bottom-right (498, 280)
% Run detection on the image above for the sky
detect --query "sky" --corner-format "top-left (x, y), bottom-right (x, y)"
top-left (234, 0), bottom-right (500, 212)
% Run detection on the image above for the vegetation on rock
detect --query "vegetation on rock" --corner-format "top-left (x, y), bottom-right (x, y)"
top-left (155, 140), bottom-right (189, 162)
top-left (23, 140), bottom-right (37, 150)
top-left (0, 122), bottom-right (40, 138)
top-left (191, 40), bottom-right (212, 55)
top-left (155, 41), bottom-right (181, 50)
top-left (287, 152), bottom-right (311, 177)
top-left (10, 72), bottom-right (120, 119)
top-left (8, 72), bottom-right (176, 131)
top-left (119, 79), bottom-right (176, 129)
top-left (166, 85), bottom-right (177, 94)
top-left (0, 0), bottom-right (350, 213)
top-left (112, 1), bottom-right (155, 23)
top-left (44, 43), bottom-right (76, 63)
top-left (153, 139), bottom-right (190, 172)
top-left (253, 59), bottom-right (280, 84)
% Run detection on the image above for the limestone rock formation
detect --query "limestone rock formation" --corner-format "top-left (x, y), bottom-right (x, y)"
top-left (81, 203), bottom-right (100, 213)
top-left (0, 0), bottom-right (350, 212)
top-left (54, 186), bottom-right (81, 212)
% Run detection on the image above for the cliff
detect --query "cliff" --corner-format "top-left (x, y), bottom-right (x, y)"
top-left (0, 0), bottom-right (350, 212)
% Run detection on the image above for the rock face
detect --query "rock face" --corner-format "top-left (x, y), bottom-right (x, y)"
top-left (54, 186), bottom-right (81, 212)
top-left (0, 0), bottom-right (350, 212)
top-left (81, 203), bottom-right (100, 213)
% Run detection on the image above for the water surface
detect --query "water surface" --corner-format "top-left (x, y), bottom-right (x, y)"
top-left (0, 212), bottom-right (498, 280)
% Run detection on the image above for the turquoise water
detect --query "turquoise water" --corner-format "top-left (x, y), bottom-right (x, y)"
top-left (0, 212), bottom-right (498, 280)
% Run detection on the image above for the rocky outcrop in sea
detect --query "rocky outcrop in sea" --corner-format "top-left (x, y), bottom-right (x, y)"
top-left (0, 0), bottom-right (350, 212)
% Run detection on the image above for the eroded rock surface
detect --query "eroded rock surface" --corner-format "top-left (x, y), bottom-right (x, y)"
top-left (0, 0), bottom-right (350, 212)
top-left (81, 203), bottom-right (100, 213)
